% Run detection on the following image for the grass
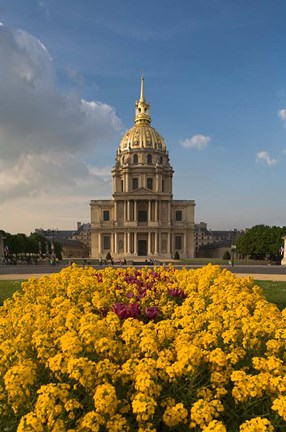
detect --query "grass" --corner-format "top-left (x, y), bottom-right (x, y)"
top-left (255, 280), bottom-right (286, 311)
top-left (0, 280), bottom-right (24, 305)
top-left (0, 279), bottom-right (286, 310)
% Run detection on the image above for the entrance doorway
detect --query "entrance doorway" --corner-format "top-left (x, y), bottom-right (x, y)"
top-left (138, 240), bottom-right (147, 256)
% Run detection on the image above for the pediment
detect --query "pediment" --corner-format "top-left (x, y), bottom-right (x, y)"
top-left (129, 187), bottom-right (156, 196)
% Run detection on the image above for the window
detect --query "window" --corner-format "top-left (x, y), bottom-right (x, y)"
top-left (175, 236), bottom-right (182, 250)
top-left (162, 180), bottom-right (165, 192)
top-left (103, 236), bottom-right (110, 250)
top-left (132, 178), bottom-right (138, 190)
top-left (133, 154), bottom-right (138, 164)
top-left (121, 180), bottom-right (124, 192)
top-left (147, 178), bottom-right (153, 190)
top-left (103, 210), bottom-right (109, 221)
top-left (147, 154), bottom-right (152, 164)
top-left (138, 210), bottom-right (147, 222)
top-left (176, 210), bottom-right (182, 221)
top-left (160, 156), bottom-right (163, 164)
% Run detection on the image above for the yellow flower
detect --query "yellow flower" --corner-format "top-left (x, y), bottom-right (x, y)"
top-left (272, 395), bottom-right (286, 420)
top-left (163, 402), bottom-right (188, 427)
top-left (239, 417), bottom-right (274, 431)
top-left (93, 383), bottom-right (118, 415)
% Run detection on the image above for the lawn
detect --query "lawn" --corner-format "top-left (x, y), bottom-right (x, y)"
top-left (254, 280), bottom-right (286, 310)
top-left (0, 280), bottom-right (23, 305)
top-left (0, 278), bottom-right (286, 309)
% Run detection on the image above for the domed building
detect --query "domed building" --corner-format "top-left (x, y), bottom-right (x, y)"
top-left (90, 76), bottom-right (195, 259)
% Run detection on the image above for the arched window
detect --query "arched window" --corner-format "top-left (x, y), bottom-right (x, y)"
top-left (147, 154), bottom-right (152, 164)
top-left (133, 154), bottom-right (138, 164)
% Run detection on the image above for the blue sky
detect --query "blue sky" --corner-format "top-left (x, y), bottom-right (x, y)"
top-left (1, 0), bottom-right (286, 234)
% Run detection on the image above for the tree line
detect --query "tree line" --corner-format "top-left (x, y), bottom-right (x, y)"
top-left (0, 230), bottom-right (62, 260)
top-left (235, 224), bottom-right (286, 261)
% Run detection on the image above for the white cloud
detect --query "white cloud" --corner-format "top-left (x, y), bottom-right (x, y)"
top-left (256, 151), bottom-right (278, 167)
top-left (278, 108), bottom-right (286, 122)
top-left (0, 23), bottom-right (123, 205)
top-left (180, 134), bottom-right (211, 150)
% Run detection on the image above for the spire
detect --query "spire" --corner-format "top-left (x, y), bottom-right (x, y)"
top-left (140, 73), bottom-right (145, 102)
top-left (135, 74), bottom-right (151, 124)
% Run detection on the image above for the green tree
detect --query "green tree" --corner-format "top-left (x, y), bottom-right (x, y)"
top-left (223, 251), bottom-right (231, 260)
top-left (235, 225), bottom-right (286, 261)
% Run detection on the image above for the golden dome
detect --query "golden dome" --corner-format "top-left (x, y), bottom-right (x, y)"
top-left (119, 123), bottom-right (166, 152)
top-left (119, 75), bottom-right (167, 152)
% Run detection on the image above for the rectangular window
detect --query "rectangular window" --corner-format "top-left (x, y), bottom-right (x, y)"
top-left (103, 236), bottom-right (110, 250)
top-left (175, 236), bottom-right (182, 250)
top-left (132, 178), bottom-right (138, 190)
top-left (103, 210), bottom-right (110, 221)
top-left (121, 180), bottom-right (124, 192)
top-left (138, 210), bottom-right (147, 222)
top-left (162, 180), bottom-right (165, 192)
top-left (147, 178), bottom-right (153, 190)
top-left (176, 210), bottom-right (182, 221)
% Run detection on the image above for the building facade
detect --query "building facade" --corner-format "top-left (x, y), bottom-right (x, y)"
top-left (90, 77), bottom-right (195, 259)
top-left (72, 222), bottom-right (91, 252)
top-left (194, 222), bottom-right (243, 258)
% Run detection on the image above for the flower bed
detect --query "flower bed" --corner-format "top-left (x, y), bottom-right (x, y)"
top-left (0, 264), bottom-right (285, 431)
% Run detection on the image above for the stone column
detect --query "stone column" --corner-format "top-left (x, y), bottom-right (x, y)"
top-left (124, 202), bottom-right (127, 222)
top-left (167, 232), bottom-right (171, 256)
top-left (282, 236), bottom-right (286, 265)
top-left (134, 200), bottom-right (137, 222)
top-left (127, 201), bottom-right (130, 222)
top-left (148, 232), bottom-right (151, 255)
top-left (167, 202), bottom-right (171, 223)
top-left (111, 234), bottom-right (114, 254)
top-left (134, 232), bottom-right (138, 255)
top-left (127, 232), bottom-right (130, 254)
top-left (155, 232), bottom-right (158, 254)
top-left (98, 233), bottom-right (102, 254)
top-left (148, 200), bottom-right (151, 222)
top-left (184, 232), bottom-right (187, 256)
top-left (114, 232), bottom-right (118, 254)
top-left (114, 202), bottom-right (117, 221)
top-left (155, 200), bottom-right (158, 221)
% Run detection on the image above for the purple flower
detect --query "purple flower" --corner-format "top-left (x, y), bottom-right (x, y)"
top-left (145, 306), bottom-right (159, 320)
top-left (168, 288), bottom-right (187, 298)
top-left (128, 302), bottom-right (141, 318)
top-left (112, 303), bottom-right (129, 319)
top-left (112, 302), bottom-right (141, 319)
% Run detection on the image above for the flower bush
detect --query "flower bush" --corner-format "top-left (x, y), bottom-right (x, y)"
top-left (0, 264), bottom-right (286, 431)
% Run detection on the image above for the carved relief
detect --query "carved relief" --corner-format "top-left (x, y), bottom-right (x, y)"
top-left (133, 129), bottom-right (140, 146)
top-left (161, 202), bottom-right (168, 221)
top-left (161, 233), bottom-right (167, 253)
top-left (118, 233), bottom-right (124, 253)
top-left (117, 202), bottom-right (124, 221)
top-left (145, 127), bottom-right (152, 146)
